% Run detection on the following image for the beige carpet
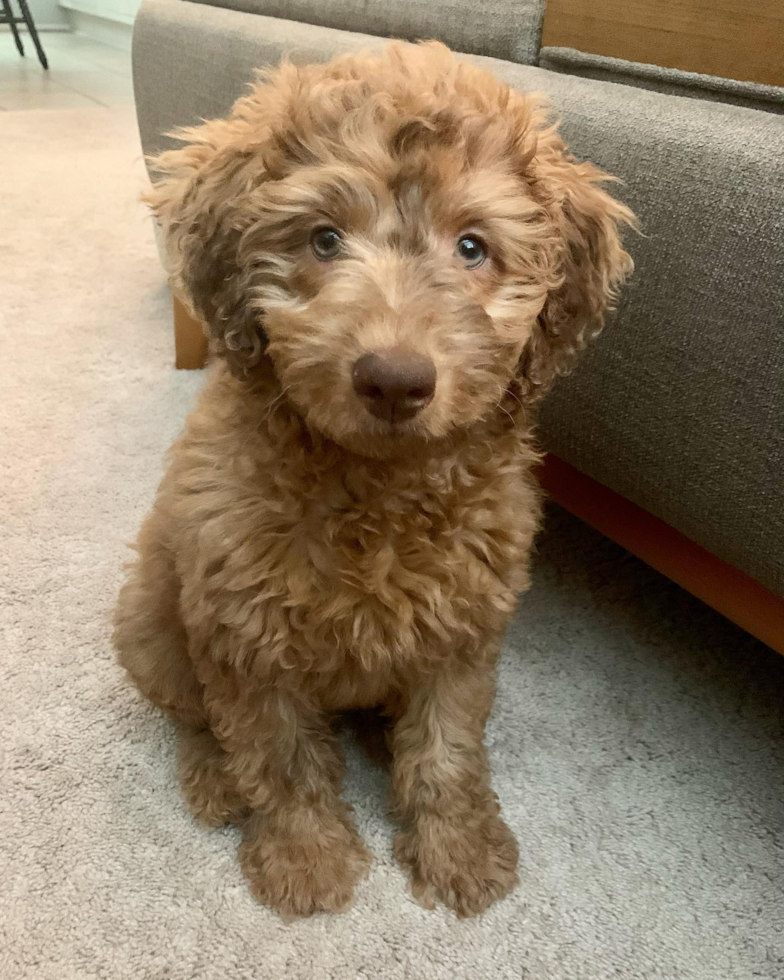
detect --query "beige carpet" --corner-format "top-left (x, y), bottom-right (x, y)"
top-left (2, 106), bottom-right (783, 980)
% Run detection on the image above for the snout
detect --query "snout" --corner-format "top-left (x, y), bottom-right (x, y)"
top-left (352, 347), bottom-right (436, 424)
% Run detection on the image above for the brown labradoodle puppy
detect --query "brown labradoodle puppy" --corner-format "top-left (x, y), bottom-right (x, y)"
top-left (114, 41), bottom-right (634, 918)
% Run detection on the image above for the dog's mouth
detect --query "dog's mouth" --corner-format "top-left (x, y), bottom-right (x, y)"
top-left (354, 402), bottom-right (432, 439)
top-left (370, 415), bottom-right (427, 439)
top-left (322, 396), bottom-right (437, 459)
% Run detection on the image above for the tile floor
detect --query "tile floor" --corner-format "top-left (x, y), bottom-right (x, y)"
top-left (0, 29), bottom-right (133, 110)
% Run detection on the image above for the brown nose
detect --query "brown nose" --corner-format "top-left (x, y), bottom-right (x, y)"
top-left (352, 348), bottom-right (436, 424)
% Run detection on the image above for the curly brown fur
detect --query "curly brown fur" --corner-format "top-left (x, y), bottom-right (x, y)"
top-left (114, 42), bottom-right (634, 918)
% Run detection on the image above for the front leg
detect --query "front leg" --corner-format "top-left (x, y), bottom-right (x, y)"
top-left (198, 662), bottom-right (370, 917)
top-left (390, 662), bottom-right (518, 917)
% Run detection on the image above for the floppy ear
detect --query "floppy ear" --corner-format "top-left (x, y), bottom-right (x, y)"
top-left (519, 156), bottom-right (636, 399)
top-left (145, 117), bottom-right (269, 376)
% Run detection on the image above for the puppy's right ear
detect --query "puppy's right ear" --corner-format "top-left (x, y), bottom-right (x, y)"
top-left (145, 119), bottom-right (268, 375)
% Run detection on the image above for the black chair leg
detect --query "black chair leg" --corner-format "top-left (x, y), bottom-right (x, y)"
top-left (15, 0), bottom-right (49, 70)
top-left (1, 0), bottom-right (25, 57)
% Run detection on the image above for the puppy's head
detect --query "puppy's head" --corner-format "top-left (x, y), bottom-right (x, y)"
top-left (149, 43), bottom-right (635, 456)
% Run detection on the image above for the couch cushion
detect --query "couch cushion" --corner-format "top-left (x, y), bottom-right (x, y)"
top-left (188, 0), bottom-right (545, 65)
top-left (133, 0), bottom-right (784, 598)
top-left (539, 46), bottom-right (784, 115)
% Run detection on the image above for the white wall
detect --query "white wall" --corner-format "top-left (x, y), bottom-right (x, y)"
top-left (58, 0), bottom-right (142, 27)
top-left (21, 0), bottom-right (69, 28)
top-left (4, 0), bottom-right (141, 31)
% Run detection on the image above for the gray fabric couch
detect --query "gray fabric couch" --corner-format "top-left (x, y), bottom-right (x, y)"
top-left (132, 0), bottom-right (784, 600)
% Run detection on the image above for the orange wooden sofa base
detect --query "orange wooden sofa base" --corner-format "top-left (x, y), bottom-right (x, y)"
top-left (173, 294), bottom-right (208, 369)
top-left (540, 456), bottom-right (784, 655)
top-left (170, 295), bottom-right (783, 654)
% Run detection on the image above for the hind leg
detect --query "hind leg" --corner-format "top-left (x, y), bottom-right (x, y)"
top-left (113, 511), bottom-right (205, 727)
top-left (178, 727), bottom-right (250, 826)
top-left (114, 512), bottom-right (247, 824)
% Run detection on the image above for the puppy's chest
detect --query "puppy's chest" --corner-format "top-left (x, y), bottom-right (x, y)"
top-left (284, 461), bottom-right (534, 646)
top-left (189, 450), bottom-right (538, 677)
top-left (304, 487), bottom-right (452, 601)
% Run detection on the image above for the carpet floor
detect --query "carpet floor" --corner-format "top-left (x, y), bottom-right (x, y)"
top-left (1, 106), bottom-right (782, 980)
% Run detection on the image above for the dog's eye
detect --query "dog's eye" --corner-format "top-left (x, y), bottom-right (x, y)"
top-left (455, 235), bottom-right (487, 270)
top-left (311, 227), bottom-right (343, 261)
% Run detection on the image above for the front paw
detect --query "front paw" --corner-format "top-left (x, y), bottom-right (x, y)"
top-left (239, 812), bottom-right (371, 918)
top-left (395, 810), bottom-right (519, 917)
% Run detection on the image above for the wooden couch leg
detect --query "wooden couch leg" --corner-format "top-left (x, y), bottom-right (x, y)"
top-left (173, 293), bottom-right (208, 369)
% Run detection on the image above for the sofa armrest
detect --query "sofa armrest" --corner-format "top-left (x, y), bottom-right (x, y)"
top-left (182, 0), bottom-right (545, 66)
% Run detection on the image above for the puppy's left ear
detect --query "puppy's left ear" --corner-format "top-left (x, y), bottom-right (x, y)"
top-left (520, 157), bottom-right (636, 399)
top-left (144, 116), bottom-right (270, 376)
